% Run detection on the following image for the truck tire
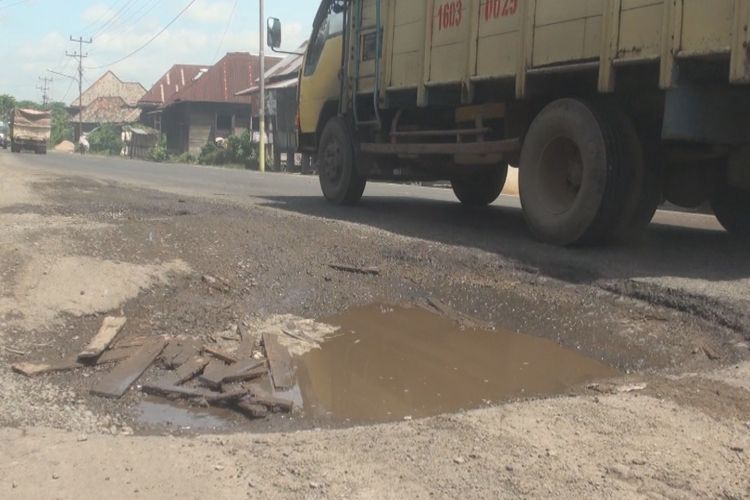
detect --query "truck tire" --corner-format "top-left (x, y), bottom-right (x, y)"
top-left (519, 99), bottom-right (635, 245)
top-left (318, 117), bottom-right (366, 205)
top-left (711, 176), bottom-right (750, 238)
top-left (451, 164), bottom-right (508, 207)
top-left (611, 113), bottom-right (661, 242)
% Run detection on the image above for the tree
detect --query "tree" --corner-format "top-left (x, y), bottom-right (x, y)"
top-left (0, 94), bottom-right (16, 122)
top-left (48, 102), bottom-right (73, 145)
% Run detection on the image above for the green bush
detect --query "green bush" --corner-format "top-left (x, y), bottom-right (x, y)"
top-left (88, 124), bottom-right (122, 155)
top-left (172, 152), bottom-right (196, 164)
top-left (198, 131), bottom-right (258, 168)
top-left (148, 135), bottom-right (169, 162)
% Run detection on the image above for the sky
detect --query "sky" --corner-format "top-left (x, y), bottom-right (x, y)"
top-left (0, 0), bottom-right (317, 102)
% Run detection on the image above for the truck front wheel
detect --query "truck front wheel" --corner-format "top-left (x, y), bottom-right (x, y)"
top-left (451, 164), bottom-right (508, 207)
top-left (318, 117), bottom-right (366, 205)
top-left (519, 99), bottom-right (636, 245)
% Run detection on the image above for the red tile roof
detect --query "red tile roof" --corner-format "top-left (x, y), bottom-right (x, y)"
top-left (139, 64), bottom-right (209, 106)
top-left (166, 52), bottom-right (282, 106)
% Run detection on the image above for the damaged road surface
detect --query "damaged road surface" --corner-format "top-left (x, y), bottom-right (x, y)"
top-left (1, 154), bottom-right (750, 499)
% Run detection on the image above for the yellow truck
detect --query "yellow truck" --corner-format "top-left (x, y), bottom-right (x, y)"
top-left (269, 0), bottom-right (750, 244)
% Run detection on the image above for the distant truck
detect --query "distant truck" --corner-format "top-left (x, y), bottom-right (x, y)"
top-left (10, 108), bottom-right (51, 154)
top-left (270, 0), bottom-right (750, 244)
top-left (0, 121), bottom-right (8, 149)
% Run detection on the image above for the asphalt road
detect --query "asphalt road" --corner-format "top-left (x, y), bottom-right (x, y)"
top-left (2, 149), bottom-right (748, 332)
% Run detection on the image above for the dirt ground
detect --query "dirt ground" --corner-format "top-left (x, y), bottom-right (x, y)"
top-left (1, 159), bottom-right (749, 499)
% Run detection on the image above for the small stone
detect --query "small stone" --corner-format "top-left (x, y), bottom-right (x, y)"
top-left (631, 459), bottom-right (647, 466)
top-left (52, 473), bottom-right (60, 480)
top-left (403, 416), bottom-right (413, 421)
top-left (214, 465), bottom-right (225, 471)
top-left (309, 481), bottom-right (321, 489)
top-left (77, 434), bottom-right (88, 442)
top-left (12, 482), bottom-right (17, 489)
top-left (729, 446), bottom-right (744, 453)
top-left (505, 465), bottom-right (514, 472)
top-left (453, 456), bottom-right (465, 465)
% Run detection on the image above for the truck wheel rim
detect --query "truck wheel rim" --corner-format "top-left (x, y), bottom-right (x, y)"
top-left (321, 137), bottom-right (343, 183)
top-left (539, 136), bottom-right (583, 215)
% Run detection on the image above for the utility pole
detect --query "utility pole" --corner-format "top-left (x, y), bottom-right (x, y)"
top-left (259, 0), bottom-right (266, 173)
top-left (37, 76), bottom-right (53, 108)
top-left (67, 35), bottom-right (92, 151)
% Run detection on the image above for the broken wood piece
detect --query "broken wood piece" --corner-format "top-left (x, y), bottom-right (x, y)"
top-left (3, 346), bottom-right (28, 356)
top-left (236, 397), bottom-right (269, 419)
top-left (112, 336), bottom-right (148, 349)
top-left (90, 338), bottom-right (167, 399)
top-left (78, 316), bottom-right (127, 360)
top-left (164, 356), bottom-right (210, 385)
top-left (203, 346), bottom-right (238, 364)
top-left (11, 347), bottom-right (139, 377)
top-left (282, 329), bottom-right (317, 345)
top-left (160, 340), bottom-right (201, 369)
top-left (329, 263), bottom-right (380, 276)
top-left (142, 383), bottom-right (247, 404)
top-left (262, 333), bottom-right (295, 390)
top-left (199, 359), bottom-right (267, 388)
top-left (247, 385), bottom-right (294, 412)
top-left (237, 323), bottom-right (259, 358)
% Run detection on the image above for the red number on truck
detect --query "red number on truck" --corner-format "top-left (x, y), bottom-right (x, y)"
top-left (484, 0), bottom-right (518, 21)
top-left (437, 0), bottom-right (463, 30)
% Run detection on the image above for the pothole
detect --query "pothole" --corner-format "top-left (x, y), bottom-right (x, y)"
top-left (132, 303), bottom-right (620, 430)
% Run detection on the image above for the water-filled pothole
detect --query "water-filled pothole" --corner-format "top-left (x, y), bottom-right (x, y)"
top-left (295, 303), bottom-right (619, 422)
top-left (133, 303), bottom-right (619, 430)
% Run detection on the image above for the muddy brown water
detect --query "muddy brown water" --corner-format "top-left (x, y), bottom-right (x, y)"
top-left (135, 303), bottom-right (619, 430)
top-left (295, 303), bottom-right (620, 423)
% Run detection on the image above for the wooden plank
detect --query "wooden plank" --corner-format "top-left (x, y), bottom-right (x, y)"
top-left (199, 359), bottom-right (267, 388)
top-left (247, 384), bottom-right (294, 412)
top-left (90, 339), bottom-right (167, 399)
top-left (160, 340), bottom-right (201, 369)
top-left (236, 398), bottom-right (269, 419)
top-left (328, 263), bottom-right (381, 276)
top-left (203, 345), bottom-right (238, 364)
top-left (12, 347), bottom-right (139, 377)
top-left (165, 356), bottom-right (210, 385)
top-left (237, 323), bottom-right (259, 358)
top-left (142, 383), bottom-right (248, 404)
top-left (77, 316), bottom-right (127, 360)
top-left (262, 333), bottom-right (295, 390)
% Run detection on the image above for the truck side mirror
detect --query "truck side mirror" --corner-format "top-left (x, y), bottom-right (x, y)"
top-left (267, 18), bottom-right (282, 49)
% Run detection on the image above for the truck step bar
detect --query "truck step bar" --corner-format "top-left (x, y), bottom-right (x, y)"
top-left (360, 138), bottom-right (520, 156)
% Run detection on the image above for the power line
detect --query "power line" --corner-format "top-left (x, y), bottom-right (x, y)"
top-left (92, 0), bottom-right (138, 37)
top-left (80, 0), bottom-right (127, 35)
top-left (213, 0), bottom-right (239, 61)
top-left (87, 0), bottom-right (197, 70)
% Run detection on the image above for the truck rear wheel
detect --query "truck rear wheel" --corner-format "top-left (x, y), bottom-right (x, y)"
top-left (519, 99), bottom-right (636, 245)
top-left (318, 117), bottom-right (366, 205)
top-left (451, 165), bottom-right (508, 207)
top-left (712, 177), bottom-right (750, 238)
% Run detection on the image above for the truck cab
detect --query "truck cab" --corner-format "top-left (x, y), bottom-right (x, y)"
top-left (297, 1), bottom-right (345, 154)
